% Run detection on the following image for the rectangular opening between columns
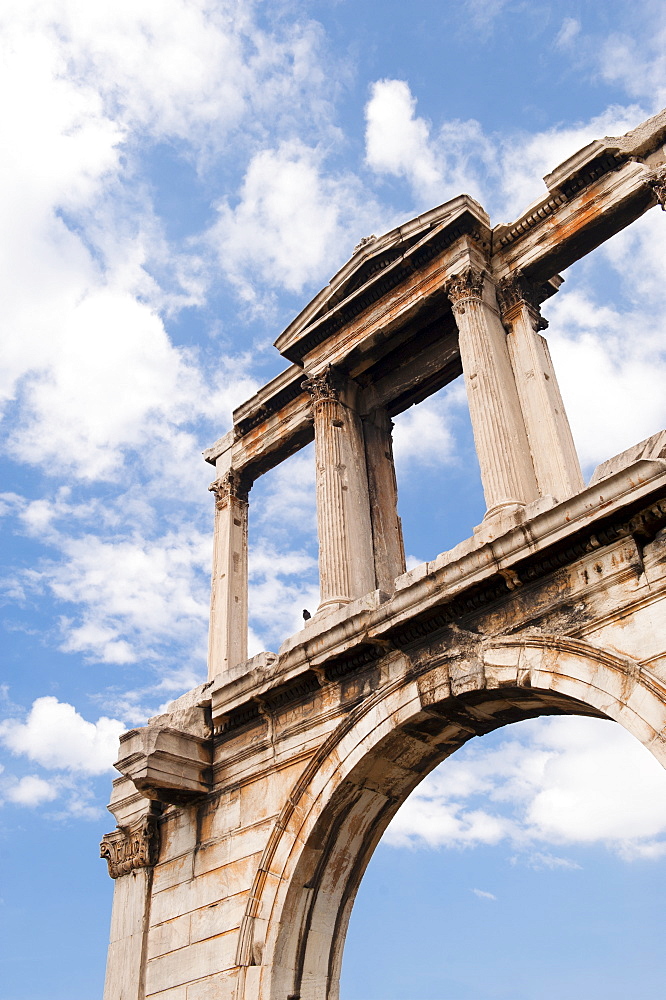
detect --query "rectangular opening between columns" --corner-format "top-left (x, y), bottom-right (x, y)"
top-left (391, 377), bottom-right (485, 570)
top-left (247, 442), bottom-right (319, 655)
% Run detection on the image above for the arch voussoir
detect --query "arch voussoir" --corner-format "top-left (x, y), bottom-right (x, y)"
top-left (253, 633), bottom-right (666, 1000)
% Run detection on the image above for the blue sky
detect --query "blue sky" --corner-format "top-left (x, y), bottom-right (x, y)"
top-left (1, 1), bottom-right (666, 997)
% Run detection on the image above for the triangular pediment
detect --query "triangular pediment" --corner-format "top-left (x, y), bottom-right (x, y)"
top-left (275, 194), bottom-right (490, 364)
top-left (321, 240), bottom-right (415, 314)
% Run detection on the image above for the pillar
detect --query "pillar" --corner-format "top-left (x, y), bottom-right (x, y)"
top-left (101, 778), bottom-right (161, 1000)
top-left (363, 406), bottom-right (406, 592)
top-left (207, 470), bottom-right (249, 679)
top-left (302, 367), bottom-right (375, 613)
top-left (498, 273), bottom-right (584, 501)
top-left (447, 267), bottom-right (538, 517)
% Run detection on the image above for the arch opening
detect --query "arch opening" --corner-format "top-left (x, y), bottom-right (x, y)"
top-left (342, 712), bottom-right (666, 999)
top-left (250, 637), bottom-right (666, 1000)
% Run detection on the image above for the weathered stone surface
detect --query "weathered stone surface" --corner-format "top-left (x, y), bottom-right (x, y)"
top-left (102, 110), bottom-right (666, 1000)
top-left (116, 725), bottom-right (213, 805)
top-left (589, 429), bottom-right (666, 485)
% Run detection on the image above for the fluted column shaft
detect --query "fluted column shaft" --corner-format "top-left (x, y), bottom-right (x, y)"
top-left (207, 471), bottom-right (249, 679)
top-left (448, 268), bottom-right (538, 516)
top-left (303, 369), bottom-right (375, 613)
top-left (363, 406), bottom-right (406, 592)
top-left (498, 275), bottom-right (584, 501)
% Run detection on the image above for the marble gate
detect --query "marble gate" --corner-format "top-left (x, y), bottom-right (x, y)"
top-left (101, 110), bottom-right (666, 1000)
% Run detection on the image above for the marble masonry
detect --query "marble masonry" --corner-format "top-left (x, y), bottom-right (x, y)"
top-left (101, 110), bottom-right (666, 1000)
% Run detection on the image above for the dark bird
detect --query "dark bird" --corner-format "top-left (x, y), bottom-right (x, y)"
top-left (303, 609), bottom-right (311, 621)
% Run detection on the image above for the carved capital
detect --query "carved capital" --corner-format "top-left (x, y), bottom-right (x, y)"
top-left (497, 272), bottom-right (548, 331)
top-left (301, 365), bottom-right (343, 404)
top-left (446, 268), bottom-right (485, 310)
top-left (647, 165), bottom-right (666, 210)
top-left (209, 470), bottom-right (249, 508)
top-left (100, 814), bottom-right (159, 879)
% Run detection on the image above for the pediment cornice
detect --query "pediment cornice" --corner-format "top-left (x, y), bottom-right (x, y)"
top-left (275, 194), bottom-right (490, 365)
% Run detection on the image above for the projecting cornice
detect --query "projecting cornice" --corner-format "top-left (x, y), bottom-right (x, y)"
top-left (274, 195), bottom-right (490, 365)
top-left (203, 108), bottom-right (666, 485)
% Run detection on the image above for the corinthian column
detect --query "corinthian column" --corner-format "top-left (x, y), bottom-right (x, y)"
top-left (207, 470), bottom-right (249, 679)
top-left (498, 273), bottom-right (584, 501)
top-left (101, 778), bottom-right (161, 1000)
top-left (447, 267), bottom-right (538, 516)
top-left (363, 406), bottom-right (406, 592)
top-left (303, 367), bottom-right (375, 613)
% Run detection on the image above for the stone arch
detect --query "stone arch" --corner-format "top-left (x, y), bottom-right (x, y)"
top-left (238, 634), bottom-right (666, 1000)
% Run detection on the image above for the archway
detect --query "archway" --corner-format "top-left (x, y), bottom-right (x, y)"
top-left (240, 634), bottom-right (666, 1000)
top-left (341, 712), bottom-right (666, 999)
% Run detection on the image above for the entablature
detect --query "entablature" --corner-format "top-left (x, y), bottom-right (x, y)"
top-left (204, 110), bottom-right (666, 486)
top-left (206, 454), bottom-right (666, 735)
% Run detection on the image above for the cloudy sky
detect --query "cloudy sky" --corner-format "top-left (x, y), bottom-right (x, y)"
top-left (1, 1), bottom-right (666, 998)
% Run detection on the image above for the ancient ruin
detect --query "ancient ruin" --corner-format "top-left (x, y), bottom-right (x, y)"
top-left (101, 110), bottom-right (666, 1000)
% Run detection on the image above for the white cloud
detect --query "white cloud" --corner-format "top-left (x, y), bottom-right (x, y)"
top-left (0, 696), bottom-right (123, 774)
top-left (5, 774), bottom-right (59, 807)
top-left (392, 383), bottom-right (464, 471)
top-left (364, 79), bottom-right (498, 209)
top-left (365, 80), bottom-right (441, 196)
top-left (471, 888), bottom-right (496, 900)
top-left (519, 852), bottom-right (581, 872)
top-left (209, 140), bottom-right (381, 298)
top-left (254, 448), bottom-right (317, 532)
top-left (0, 0), bottom-right (317, 483)
top-left (464, 0), bottom-right (511, 31)
top-left (555, 17), bottom-right (581, 50)
top-left (34, 528), bottom-right (212, 664)
top-left (245, 445), bottom-right (319, 653)
top-left (544, 212), bottom-right (666, 470)
top-left (363, 78), bottom-right (646, 225)
top-left (248, 541), bottom-right (319, 654)
top-left (2, 0), bottom-right (327, 148)
top-left (599, 7), bottom-right (666, 109)
top-left (385, 717), bottom-right (666, 860)
top-left (494, 104), bottom-right (646, 221)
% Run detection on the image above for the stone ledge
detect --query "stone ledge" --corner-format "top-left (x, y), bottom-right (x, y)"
top-left (205, 458), bottom-right (666, 728)
top-left (116, 725), bottom-right (213, 806)
top-left (589, 430), bottom-right (666, 486)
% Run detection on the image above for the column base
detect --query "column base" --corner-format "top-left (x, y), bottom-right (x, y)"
top-left (315, 597), bottom-right (351, 620)
top-left (475, 495), bottom-right (558, 544)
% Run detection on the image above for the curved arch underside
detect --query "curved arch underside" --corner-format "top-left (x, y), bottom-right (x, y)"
top-left (250, 635), bottom-right (666, 1000)
top-left (104, 486), bottom-right (666, 1000)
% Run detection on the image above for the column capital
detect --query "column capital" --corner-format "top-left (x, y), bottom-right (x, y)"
top-left (446, 267), bottom-right (486, 311)
top-left (208, 469), bottom-right (249, 507)
top-left (301, 365), bottom-right (344, 404)
top-left (647, 165), bottom-right (666, 210)
top-left (497, 271), bottom-right (548, 331)
top-left (100, 812), bottom-right (160, 879)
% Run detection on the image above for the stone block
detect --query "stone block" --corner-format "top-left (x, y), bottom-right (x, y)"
top-left (146, 988), bottom-right (187, 1000)
top-left (198, 789), bottom-right (241, 842)
top-left (194, 818), bottom-right (272, 875)
top-left (589, 431), bottom-right (666, 485)
top-left (186, 969), bottom-right (238, 1000)
top-left (152, 851), bottom-right (194, 894)
top-left (160, 807), bottom-right (198, 862)
top-left (117, 726), bottom-right (213, 805)
top-left (239, 762), bottom-right (305, 827)
top-left (148, 913), bottom-right (191, 960)
top-left (107, 868), bottom-right (150, 943)
top-left (189, 892), bottom-right (248, 944)
top-left (104, 935), bottom-right (146, 1000)
top-left (145, 932), bottom-right (237, 994)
